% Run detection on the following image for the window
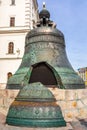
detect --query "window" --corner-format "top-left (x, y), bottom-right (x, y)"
top-left (8, 42), bottom-right (14, 54)
top-left (11, 0), bottom-right (15, 5)
top-left (32, 20), bottom-right (35, 28)
top-left (7, 72), bottom-right (12, 80)
top-left (0, 1), bottom-right (2, 5)
top-left (10, 17), bottom-right (15, 27)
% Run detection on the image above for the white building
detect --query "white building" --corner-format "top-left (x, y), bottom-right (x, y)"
top-left (0, 0), bottom-right (39, 88)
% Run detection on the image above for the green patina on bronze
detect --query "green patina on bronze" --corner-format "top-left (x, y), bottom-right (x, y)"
top-left (16, 82), bottom-right (55, 101)
top-left (6, 13), bottom-right (85, 89)
top-left (6, 82), bottom-right (66, 127)
top-left (6, 3), bottom-right (85, 128)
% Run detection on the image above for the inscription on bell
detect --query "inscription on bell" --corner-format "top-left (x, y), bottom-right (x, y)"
top-left (26, 35), bottom-right (64, 45)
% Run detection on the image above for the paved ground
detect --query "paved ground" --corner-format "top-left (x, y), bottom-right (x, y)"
top-left (0, 112), bottom-right (87, 130)
top-left (70, 118), bottom-right (87, 130)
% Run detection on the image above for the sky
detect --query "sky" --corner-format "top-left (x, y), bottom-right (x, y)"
top-left (37, 0), bottom-right (87, 70)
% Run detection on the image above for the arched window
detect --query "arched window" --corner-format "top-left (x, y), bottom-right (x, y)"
top-left (8, 42), bottom-right (14, 54)
top-left (7, 72), bottom-right (12, 80)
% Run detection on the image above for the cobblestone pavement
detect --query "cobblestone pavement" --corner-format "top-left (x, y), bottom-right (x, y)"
top-left (0, 112), bottom-right (87, 130)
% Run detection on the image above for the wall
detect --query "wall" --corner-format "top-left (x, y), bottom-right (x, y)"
top-left (0, 0), bottom-right (38, 85)
top-left (0, 88), bottom-right (87, 120)
top-left (0, 0), bottom-right (25, 27)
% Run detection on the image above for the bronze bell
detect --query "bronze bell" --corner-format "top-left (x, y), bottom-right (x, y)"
top-left (6, 82), bottom-right (66, 127)
top-left (6, 3), bottom-right (85, 127)
top-left (6, 3), bottom-right (85, 89)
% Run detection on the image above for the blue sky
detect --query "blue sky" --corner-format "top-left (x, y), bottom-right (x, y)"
top-left (37, 0), bottom-right (87, 70)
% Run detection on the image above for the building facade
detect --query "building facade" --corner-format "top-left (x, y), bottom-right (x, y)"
top-left (78, 67), bottom-right (87, 87)
top-left (0, 0), bottom-right (39, 88)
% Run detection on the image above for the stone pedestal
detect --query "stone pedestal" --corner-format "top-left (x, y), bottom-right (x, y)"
top-left (0, 88), bottom-right (87, 129)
